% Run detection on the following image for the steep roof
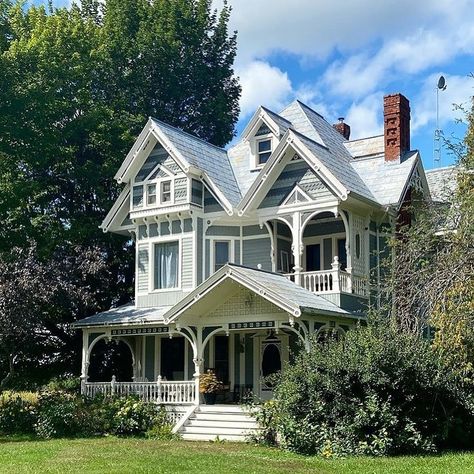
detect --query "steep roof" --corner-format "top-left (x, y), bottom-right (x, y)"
top-left (425, 166), bottom-right (458, 203)
top-left (351, 151), bottom-right (420, 206)
top-left (151, 119), bottom-right (242, 207)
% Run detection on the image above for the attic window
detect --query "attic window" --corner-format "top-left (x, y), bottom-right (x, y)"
top-left (161, 180), bottom-right (171, 203)
top-left (257, 138), bottom-right (272, 165)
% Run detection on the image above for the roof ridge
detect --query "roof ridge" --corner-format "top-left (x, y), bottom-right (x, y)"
top-left (227, 262), bottom-right (286, 278)
top-left (150, 117), bottom-right (227, 153)
top-left (260, 106), bottom-right (293, 125)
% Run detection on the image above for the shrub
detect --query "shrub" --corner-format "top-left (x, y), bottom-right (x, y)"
top-left (145, 408), bottom-right (179, 440)
top-left (256, 321), bottom-right (474, 456)
top-left (34, 390), bottom-right (91, 439)
top-left (0, 393), bottom-right (37, 435)
top-left (44, 376), bottom-right (81, 393)
top-left (99, 396), bottom-right (161, 437)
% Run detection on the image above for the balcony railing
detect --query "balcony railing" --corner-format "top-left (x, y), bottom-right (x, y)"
top-left (82, 376), bottom-right (197, 405)
top-left (286, 268), bottom-right (368, 298)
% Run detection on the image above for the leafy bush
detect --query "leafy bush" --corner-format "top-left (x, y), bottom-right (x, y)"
top-left (255, 321), bottom-right (474, 456)
top-left (0, 393), bottom-right (37, 435)
top-left (34, 390), bottom-right (91, 439)
top-left (44, 376), bottom-right (81, 393)
top-left (93, 396), bottom-right (161, 437)
top-left (145, 408), bottom-right (179, 440)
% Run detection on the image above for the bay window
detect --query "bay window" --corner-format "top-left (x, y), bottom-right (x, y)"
top-left (154, 241), bottom-right (179, 289)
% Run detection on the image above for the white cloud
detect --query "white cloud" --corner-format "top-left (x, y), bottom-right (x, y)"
top-left (214, 0), bottom-right (440, 65)
top-left (322, 26), bottom-right (474, 99)
top-left (237, 61), bottom-right (293, 117)
top-left (345, 93), bottom-right (384, 140)
top-left (411, 74), bottom-right (474, 133)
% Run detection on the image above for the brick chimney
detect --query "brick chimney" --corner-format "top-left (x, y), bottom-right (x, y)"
top-left (383, 93), bottom-right (410, 162)
top-left (333, 117), bottom-right (351, 140)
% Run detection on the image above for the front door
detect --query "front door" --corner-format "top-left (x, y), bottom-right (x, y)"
top-left (259, 336), bottom-right (283, 400)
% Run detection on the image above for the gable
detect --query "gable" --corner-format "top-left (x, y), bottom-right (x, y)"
top-left (134, 143), bottom-right (184, 183)
top-left (259, 161), bottom-right (335, 209)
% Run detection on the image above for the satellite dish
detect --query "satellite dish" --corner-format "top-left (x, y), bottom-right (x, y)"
top-left (437, 75), bottom-right (447, 90)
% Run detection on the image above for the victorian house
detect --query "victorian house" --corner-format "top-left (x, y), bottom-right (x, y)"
top-left (74, 93), bottom-right (450, 440)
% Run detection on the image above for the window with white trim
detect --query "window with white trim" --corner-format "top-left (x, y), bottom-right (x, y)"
top-left (214, 241), bottom-right (230, 271)
top-left (161, 180), bottom-right (172, 203)
top-left (147, 183), bottom-right (157, 205)
top-left (257, 138), bottom-right (272, 165)
top-left (154, 241), bottom-right (179, 289)
top-left (132, 185), bottom-right (144, 208)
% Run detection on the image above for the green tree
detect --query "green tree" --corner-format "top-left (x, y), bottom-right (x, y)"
top-left (0, 0), bottom-right (240, 383)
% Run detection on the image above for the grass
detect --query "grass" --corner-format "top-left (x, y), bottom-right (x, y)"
top-left (0, 437), bottom-right (473, 473)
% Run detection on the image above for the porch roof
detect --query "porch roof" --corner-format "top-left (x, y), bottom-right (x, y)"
top-left (163, 264), bottom-right (357, 324)
top-left (72, 304), bottom-right (172, 328)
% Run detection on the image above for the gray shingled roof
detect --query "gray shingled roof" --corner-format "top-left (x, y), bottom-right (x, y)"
top-left (152, 119), bottom-right (242, 207)
top-left (261, 107), bottom-right (292, 136)
top-left (294, 131), bottom-right (376, 202)
top-left (73, 304), bottom-right (171, 327)
top-left (425, 166), bottom-right (457, 203)
top-left (228, 264), bottom-right (353, 316)
top-left (351, 152), bottom-right (419, 206)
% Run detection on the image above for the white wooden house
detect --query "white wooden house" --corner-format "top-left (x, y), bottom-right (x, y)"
top-left (73, 93), bottom-right (450, 439)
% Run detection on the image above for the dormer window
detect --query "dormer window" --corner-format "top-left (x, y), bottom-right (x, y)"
top-left (133, 185), bottom-right (144, 208)
top-left (161, 180), bottom-right (172, 203)
top-left (257, 138), bottom-right (272, 165)
top-left (147, 184), bottom-right (157, 205)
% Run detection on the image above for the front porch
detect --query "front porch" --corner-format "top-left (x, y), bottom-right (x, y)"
top-left (77, 264), bottom-right (361, 434)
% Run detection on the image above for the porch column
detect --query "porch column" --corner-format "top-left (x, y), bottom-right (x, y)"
top-left (193, 326), bottom-right (203, 406)
top-left (80, 330), bottom-right (89, 393)
top-left (292, 211), bottom-right (303, 285)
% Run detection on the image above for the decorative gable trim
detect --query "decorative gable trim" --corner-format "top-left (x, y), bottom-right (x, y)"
top-left (238, 130), bottom-right (349, 216)
top-left (397, 153), bottom-right (430, 209)
top-left (100, 185), bottom-right (132, 233)
top-left (282, 185), bottom-right (312, 206)
top-left (241, 106), bottom-right (291, 141)
top-left (113, 119), bottom-right (234, 217)
top-left (163, 264), bottom-right (302, 324)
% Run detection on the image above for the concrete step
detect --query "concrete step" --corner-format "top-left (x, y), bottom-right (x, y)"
top-left (181, 426), bottom-right (256, 435)
top-left (187, 419), bottom-right (258, 429)
top-left (191, 413), bottom-right (255, 422)
top-left (197, 405), bottom-right (249, 413)
top-left (181, 433), bottom-right (248, 442)
top-left (178, 404), bottom-right (259, 442)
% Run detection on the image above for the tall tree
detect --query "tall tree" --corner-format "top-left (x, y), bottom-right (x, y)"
top-left (0, 0), bottom-right (240, 383)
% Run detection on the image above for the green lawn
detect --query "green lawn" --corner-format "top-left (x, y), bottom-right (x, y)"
top-left (0, 438), bottom-right (472, 474)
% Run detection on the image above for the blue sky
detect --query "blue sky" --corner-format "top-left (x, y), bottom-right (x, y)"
top-left (46, 1), bottom-right (474, 169)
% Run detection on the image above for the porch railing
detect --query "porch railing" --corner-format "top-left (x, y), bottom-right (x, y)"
top-left (286, 269), bottom-right (368, 298)
top-left (82, 376), bottom-right (197, 405)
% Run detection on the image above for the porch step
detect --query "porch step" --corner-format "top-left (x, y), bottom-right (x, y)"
top-left (179, 405), bottom-right (259, 442)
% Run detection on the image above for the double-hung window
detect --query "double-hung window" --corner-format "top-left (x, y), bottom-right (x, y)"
top-left (161, 180), bottom-right (172, 203)
top-left (214, 241), bottom-right (230, 271)
top-left (257, 139), bottom-right (272, 165)
top-left (132, 185), bottom-right (144, 208)
top-left (154, 241), bottom-right (179, 289)
top-left (147, 184), bottom-right (157, 205)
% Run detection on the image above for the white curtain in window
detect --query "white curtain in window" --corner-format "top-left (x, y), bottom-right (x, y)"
top-left (155, 241), bottom-right (178, 289)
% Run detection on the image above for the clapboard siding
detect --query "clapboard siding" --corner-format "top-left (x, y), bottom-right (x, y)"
top-left (259, 161), bottom-right (334, 209)
top-left (181, 236), bottom-right (193, 288)
top-left (137, 244), bottom-right (149, 293)
top-left (242, 238), bottom-right (272, 271)
top-left (206, 225), bottom-right (240, 237)
top-left (136, 291), bottom-right (188, 307)
top-left (242, 225), bottom-right (267, 237)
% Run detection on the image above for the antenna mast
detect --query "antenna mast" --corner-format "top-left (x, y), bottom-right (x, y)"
top-left (434, 75), bottom-right (447, 167)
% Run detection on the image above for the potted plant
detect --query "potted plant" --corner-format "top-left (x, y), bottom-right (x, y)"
top-left (199, 370), bottom-right (223, 405)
